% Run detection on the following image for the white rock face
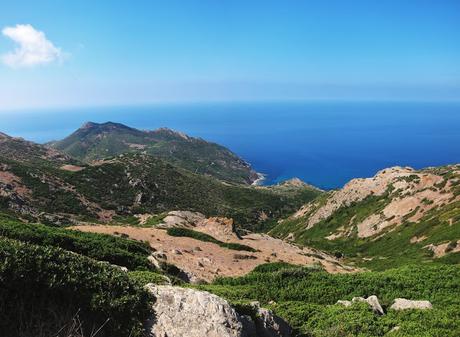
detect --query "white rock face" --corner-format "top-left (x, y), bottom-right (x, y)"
top-left (390, 298), bottom-right (433, 310)
top-left (147, 285), bottom-right (245, 337)
top-left (146, 285), bottom-right (292, 337)
top-left (336, 300), bottom-right (352, 307)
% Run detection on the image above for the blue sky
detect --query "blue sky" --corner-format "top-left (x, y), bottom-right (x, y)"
top-left (0, 0), bottom-right (459, 110)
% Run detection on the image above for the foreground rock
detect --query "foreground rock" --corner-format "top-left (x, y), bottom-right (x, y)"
top-left (390, 298), bottom-right (433, 310)
top-left (146, 285), bottom-right (292, 337)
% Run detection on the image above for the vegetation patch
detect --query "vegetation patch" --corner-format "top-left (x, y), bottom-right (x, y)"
top-left (166, 227), bottom-right (257, 252)
top-left (198, 263), bottom-right (460, 337)
top-left (0, 238), bottom-right (153, 337)
top-left (0, 218), bottom-right (153, 270)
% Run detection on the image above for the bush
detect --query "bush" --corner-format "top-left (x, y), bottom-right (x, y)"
top-left (166, 227), bottom-right (257, 252)
top-left (129, 270), bottom-right (170, 285)
top-left (0, 219), bottom-right (153, 270)
top-left (0, 238), bottom-right (153, 337)
top-left (198, 263), bottom-right (460, 337)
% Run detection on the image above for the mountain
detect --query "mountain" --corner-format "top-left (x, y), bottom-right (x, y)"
top-left (0, 132), bottom-right (73, 166)
top-left (48, 121), bottom-right (260, 185)
top-left (0, 132), bottom-right (320, 228)
top-left (271, 165), bottom-right (460, 269)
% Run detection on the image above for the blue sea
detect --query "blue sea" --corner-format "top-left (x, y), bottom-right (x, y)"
top-left (2, 101), bottom-right (460, 190)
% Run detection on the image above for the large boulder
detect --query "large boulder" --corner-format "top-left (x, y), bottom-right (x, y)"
top-left (147, 285), bottom-right (245, 337)
top-left (146, 285), bottom-right (292, 337)
top-left (390, 298), bottom-right (433, 310)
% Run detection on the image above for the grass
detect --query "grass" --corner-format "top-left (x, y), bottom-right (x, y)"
top-left (197, 263), bottom-right (460, 337)
top-left (166, 227), bottom-right (257, 252)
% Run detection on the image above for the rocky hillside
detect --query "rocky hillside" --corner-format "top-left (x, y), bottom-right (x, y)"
top-left (271, 165), bottom-right (460, 269)
top-left (48, 121), bottom-right (260, 184)
top-left (0, 132), bottom-right (73, 166)
top-left (0, 132), bottom-right (320, 228)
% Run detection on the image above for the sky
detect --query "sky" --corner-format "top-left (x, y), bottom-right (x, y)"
top-left (0, 0), bottom-right (459, 110)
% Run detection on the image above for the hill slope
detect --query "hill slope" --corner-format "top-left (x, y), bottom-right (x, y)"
top-left (0, 133), bottom-right (321, 228)
top-left (271, 165), bottom-right (460, 269)
top-left (49, 121), bottom-right (259, 184)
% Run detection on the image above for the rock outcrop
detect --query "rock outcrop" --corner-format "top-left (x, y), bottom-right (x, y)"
top-left (290, 165), bottom-right (460, 238)
top-left (146, 285), bottom-right (292, 337)
top-left (390, 298), bottom-right (433, 310)
top-left (250, 301), bottom-right (292, 337)
top-left (337, 295), bottom-right (384, 315)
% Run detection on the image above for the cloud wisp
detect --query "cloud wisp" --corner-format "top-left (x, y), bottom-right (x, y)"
top-left (1, 24), bottom-right (64, 68)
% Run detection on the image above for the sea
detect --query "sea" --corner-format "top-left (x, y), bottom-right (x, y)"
top-left (2, 100), bottom-right (460, 190)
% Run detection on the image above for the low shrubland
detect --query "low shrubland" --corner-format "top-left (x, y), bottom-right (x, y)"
top-left (0, 238), bottom-right (153, 337)
top-left (198, 263), bottom-right (460, 337)
top-left (0, 217), bottom-right (153, 270)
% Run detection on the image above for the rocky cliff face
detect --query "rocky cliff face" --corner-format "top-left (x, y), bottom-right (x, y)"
top-left (271, 164), bottom-right (460, 267)
top-left (292, 166), bottom-right (460, 238)
top-left (146, 285), bottom-right (292, 337)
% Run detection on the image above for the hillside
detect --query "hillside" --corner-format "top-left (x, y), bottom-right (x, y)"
top-left (0, 133), bottom-right (320, 229)
top-left (0, 132), bottom-right (73, 166)
top-left (48, 121), bottom-right (260, 184)
top-left (271, 165), bottom-right (460, 269)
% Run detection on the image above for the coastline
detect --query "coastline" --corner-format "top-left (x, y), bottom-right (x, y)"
top-left (251, 172), bottom-right (267, 186)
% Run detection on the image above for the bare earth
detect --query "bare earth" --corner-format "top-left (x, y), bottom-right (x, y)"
top-left (72, 220), bottom-right (356, 282)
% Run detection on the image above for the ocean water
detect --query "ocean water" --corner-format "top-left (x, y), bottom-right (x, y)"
top-left (2, 101), bottom-right (460, 189)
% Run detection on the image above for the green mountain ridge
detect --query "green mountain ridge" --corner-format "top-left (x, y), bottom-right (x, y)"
top-left (48, 121), bottom-right (260, 185)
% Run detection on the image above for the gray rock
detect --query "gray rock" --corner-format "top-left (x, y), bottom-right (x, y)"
top-left (390, 298), bottom-right (433, 310)
top-left (255, 307), bottom-right (292, 337)
top-left (147, 285), bottom-right (246, 337)
top-left (146, 285), bottom-right (292, 337)
top-left (336, 300), bottom-right (352, 307)
top-left (337, 295), bottom-right (384, 315)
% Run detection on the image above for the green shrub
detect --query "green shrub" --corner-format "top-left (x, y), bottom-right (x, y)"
top-left (0, 238), bottom-right (153, 337)
top-left (0, 219), bottom-right (153, 270)
top-left (252, 262), bottom-right (298, 273)
top-left (198, 263), bottom-right (460, 337)
top-left (129, 270), bottom-right (170, 285)
top-left (166, 227), bottom-right (257, 252)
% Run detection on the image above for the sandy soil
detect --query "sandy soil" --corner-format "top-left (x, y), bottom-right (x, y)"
top-left (72, 223), bottom-right (356, 282)
top-left (60, 164), bottom-right (85, 172)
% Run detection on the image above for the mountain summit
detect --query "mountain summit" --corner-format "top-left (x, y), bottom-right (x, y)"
top-left (49, 121), bottom-right (259, 184)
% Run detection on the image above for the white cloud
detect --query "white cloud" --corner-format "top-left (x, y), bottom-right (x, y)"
top-left (1, 24), bottom-right (64, 68)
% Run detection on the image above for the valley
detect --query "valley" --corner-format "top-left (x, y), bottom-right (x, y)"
top-left (0, 123), bottom-right (458, 337)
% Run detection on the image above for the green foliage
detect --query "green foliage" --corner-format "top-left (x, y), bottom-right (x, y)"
top-left (271, 195), bottom-right (460, 270)
top-left (198, 263), bottom-right (460, 337)
top-left (128, 270), bottom-right (170, 285)
top-left (51, 121), bottom-right (258, 185)
top-left (0, 218), bottom-right (153, 270)
top-left (0, 238), bottom-right (153, 337)
top-left (251, 261), bottom-right (299, 273)
top-left (166, 227), bottom-right (257, 252)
